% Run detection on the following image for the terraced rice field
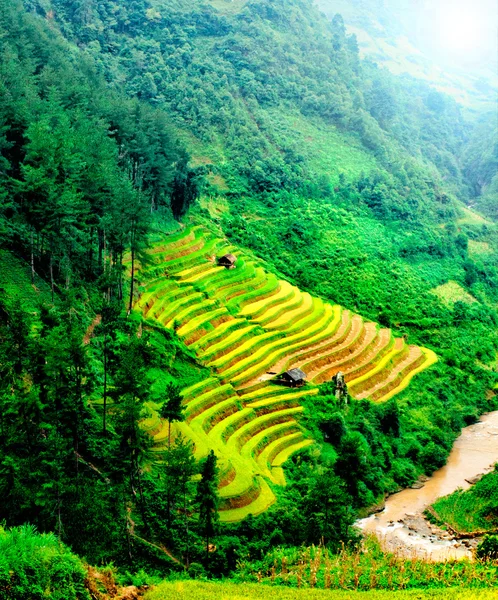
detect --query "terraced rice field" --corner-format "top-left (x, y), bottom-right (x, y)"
top-left (132, 226), bottom-right (437, 521)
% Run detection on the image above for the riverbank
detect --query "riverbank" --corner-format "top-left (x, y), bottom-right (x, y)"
top-left (357, 411), bottom-right (498, 560)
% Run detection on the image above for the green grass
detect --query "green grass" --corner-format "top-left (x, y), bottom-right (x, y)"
top-left (185, 383), bottom-right (235, 421)
top-left (430, 281), bottom-right (478, 307)
top-left (191, 319), bottom-right (250, 354)
top-left (301, 316), bottom-right (367, 375)
top-left (199, 324), bottom-right (261, 362)
top-left (0, 250), bottom-right (54, 315)
top-left (227, 274), bottom-right (280, 311)
top-left (177, 307), bottom-right (230, 338)
top-left (430, 468), bottom-right (498, 534)
top-left (457, 206), bottom-right (492, 226)
top-left (146, 581), bottom-right (498, 600)
top-left (223, 266), bottom-right (268, 302)
top-left (234, 537), bottom-right (498, 592)
top-left (210, 331), bottom-right (284, 372)
top-left (0, 524), bottom-right (88, 600)
top-left (239, 280), bottom-right (296, 319)
top-left (265, 108), bottom-right (379, 185)
top-left (196, 257), bottom-right (252, 296)
top-left (310, 323), bottom-right (379, 383)
top-left (347, 340), bottom-right (407, 394)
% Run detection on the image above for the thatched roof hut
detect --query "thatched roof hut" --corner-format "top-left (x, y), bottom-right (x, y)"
top-left (218, 253), bottom-right (237, 269)
top-left (281, 368), bottom-right (307, 388)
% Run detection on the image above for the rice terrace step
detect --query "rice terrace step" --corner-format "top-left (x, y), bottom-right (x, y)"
top-left (132, 225), bottom-right (437, 521)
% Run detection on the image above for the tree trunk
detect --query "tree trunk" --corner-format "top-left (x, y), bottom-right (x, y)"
top-left (103, 332), bottom-right (107, 435)
top-left (118, 250), bottom-right (123, 301)
top-left (98, 228), bottom-right (103, 274)
top-left (30, 230), bottom-right (35, 284)
top-left (128, 231), bottom-right (135, 315)
top-left (50, 255), bottom-right (54, 303)
top-left (184, 488), bottom-right (190, 568)
top-left (206, 531), bottom-right (209, 567)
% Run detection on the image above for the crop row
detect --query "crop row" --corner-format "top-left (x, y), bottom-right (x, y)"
top-left (136, 227), bottom-right (437, 521)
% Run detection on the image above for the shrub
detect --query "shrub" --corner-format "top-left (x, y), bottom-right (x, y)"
top-left (420, 441), bottom-right (447, 474)
top-left (0, 525), bottom-right (89, 600)
top-left (477, 535), bottom-right (498, 561)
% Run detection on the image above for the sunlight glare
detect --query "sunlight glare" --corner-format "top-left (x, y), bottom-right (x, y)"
top-left (438, 7), bottom-right (483, 52)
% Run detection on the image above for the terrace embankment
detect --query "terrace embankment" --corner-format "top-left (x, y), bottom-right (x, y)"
top-left (357, 411), bottom-right (498, 560)
top-left (131, 226), bottom-right (437, 522)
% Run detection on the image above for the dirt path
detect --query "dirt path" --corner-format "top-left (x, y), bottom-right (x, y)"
top-left (83, 314), bottom-right (102, 345)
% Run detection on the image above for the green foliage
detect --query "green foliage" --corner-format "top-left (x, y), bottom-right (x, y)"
top-left (0, 0), bottom-right (192, 299)
top-left (477, 535), bottom-right (498, 561)
top-left (0, 524), bottom-right (89, 600)
top-left (235, 536), bottom-right (498, 591)
top-left (160, 383), bottom-right (185, 447)
top-left (432, 467), bottom-right (498, 534)
top-left (196, 450), bottom-right (220, 569)
top-left (1, 0), bottom-right (498, 587)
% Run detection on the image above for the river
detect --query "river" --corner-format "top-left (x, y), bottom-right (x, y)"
top-left (357, 411), bottom-right (498, 560)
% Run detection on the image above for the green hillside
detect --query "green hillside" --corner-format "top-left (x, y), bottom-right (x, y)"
top-left (131, 225), bottom-right (436, 520)
top-left (1, 0), bottom-right (498, 595)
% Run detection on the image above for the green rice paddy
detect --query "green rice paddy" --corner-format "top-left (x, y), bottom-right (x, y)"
top-left (132, 226), bottom-right (436, 521)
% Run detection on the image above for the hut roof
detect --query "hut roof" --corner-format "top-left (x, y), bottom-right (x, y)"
top-left (221, 253), bottom-right (236, 263)
top-left (285, 368), bottom-right (306, 381)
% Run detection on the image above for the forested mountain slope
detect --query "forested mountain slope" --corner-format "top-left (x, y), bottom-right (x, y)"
top-left (1, 0), bottom-right (498, 582)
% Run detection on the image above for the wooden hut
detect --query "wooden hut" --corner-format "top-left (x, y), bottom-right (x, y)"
top-left (280, 368), bottom-right (307, 388)
top-left (218, 253), bottom-right (237, 269)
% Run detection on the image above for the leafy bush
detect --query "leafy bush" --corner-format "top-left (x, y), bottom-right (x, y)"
top-left (476, 535), bottom-right (498, 561)
top-left (0, 525), bottom-right (89, 600)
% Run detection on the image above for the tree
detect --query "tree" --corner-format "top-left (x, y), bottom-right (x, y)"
top-left (170, 149), bottom-right (201, 218)
top-left (160, 383), bottom-right (184, 448)
top-left (162, 436), bottom-right (196, 565)
top-left (302, 470), bottom-right (354, 547)
top-left (114, 336), bottom-right (154, 537)
top-left (95, 300), bottom-right (122, 435)
top-left (196, 450), bottom-right (219, 566)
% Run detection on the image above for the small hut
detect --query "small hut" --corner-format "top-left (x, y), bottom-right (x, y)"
top-left (281, 368), bottom-right (307, 388)
top-left (218, 253), bottom-right (237, 269)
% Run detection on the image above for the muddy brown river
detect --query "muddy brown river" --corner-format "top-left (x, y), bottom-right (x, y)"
top-left (357, 411), bottom-right (498, 560)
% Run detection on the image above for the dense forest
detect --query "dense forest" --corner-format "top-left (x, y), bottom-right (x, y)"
top-left (1, 0), bottom-right (498, 596)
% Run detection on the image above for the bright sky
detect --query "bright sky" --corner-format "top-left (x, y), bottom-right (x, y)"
top-left (417, 0), bottom-right (498, 70)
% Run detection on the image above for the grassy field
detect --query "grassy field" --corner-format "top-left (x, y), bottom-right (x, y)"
top-left (430, 281), bottom-right (478, 307)
top-left (132, 226), bottom-right (437, 521)
top-left (430, 469), bottom-right (498, 534)
top-left (265, 108), bottom-right (380, 185)
top-left (145, 581), bottom-right (498, 600)
top-left (233, 538), bottom-right (498, 593)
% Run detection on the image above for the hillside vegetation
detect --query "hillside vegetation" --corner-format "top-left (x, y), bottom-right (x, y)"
top-left (430, 467), bottom-right (498, 536)
top-left (0, 525), bottom-right (89, 600)
top-left (1, 0), bottom-right (498, 593)
top-left (315, 0), bottom-right (498, 110)
top-left (132, 225), bottom-right (436, 520)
